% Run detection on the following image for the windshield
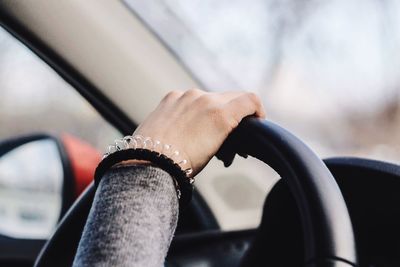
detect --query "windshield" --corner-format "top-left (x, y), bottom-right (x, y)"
top-left (125, 0), bottom-right (400, 162)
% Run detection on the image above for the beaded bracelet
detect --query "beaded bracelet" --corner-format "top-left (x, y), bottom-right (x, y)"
top-left (94, 135), bottom-right (194, 209)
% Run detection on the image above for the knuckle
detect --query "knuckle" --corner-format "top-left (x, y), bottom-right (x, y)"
top-left (247, 92), bottom-right (258, 102)
top-left (162, 90), bottom-right (181, 102)
top-left (247, 92), bottom-right (262, 107)
top-left (185, 88), bottom-right (203, 97)
top-left (196, 94), bottom-right (215, 107)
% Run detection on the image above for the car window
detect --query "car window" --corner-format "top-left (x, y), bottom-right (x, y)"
top-left (125, 0), bottom-right (400, 161)
top-left (0, 26), bottom-right (120, 239)
top-left (125, 0), bottom-right (400, 230)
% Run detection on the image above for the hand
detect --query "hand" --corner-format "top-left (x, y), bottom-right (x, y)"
top-left (133, 89), bottom-right (265, 176)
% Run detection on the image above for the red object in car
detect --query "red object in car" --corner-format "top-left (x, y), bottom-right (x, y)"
top-left (61, 134), bottom-right (102, 197)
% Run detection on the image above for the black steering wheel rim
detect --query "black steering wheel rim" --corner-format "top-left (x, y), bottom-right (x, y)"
top-left (225, 118), bottom-right (357, 266)
top-left (35, 118), bottom-right (357, 267)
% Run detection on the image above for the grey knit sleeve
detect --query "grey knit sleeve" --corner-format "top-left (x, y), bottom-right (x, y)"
top-left (72, 164), bottom-right (179, 267)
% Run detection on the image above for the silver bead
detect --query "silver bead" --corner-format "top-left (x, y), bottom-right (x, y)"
top-left (143, 137), bottom-right (153, 149)
top-left (133, 135), bottom-right (144, 148)
top-left (185, 168), bottom-right (193, 176)
top-left (108, 145), bottom-right (117, 154)
top-left (178, 159), bottom-right (187, 165)
top-left (114, 139), bottom-right (125, 150)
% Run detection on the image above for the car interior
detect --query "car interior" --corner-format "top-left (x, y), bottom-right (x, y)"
top-left (1, 1), bottom-right (400, 267)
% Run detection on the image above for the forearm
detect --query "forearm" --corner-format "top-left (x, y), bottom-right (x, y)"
top-left (73, 164), bottom-right (179, 267)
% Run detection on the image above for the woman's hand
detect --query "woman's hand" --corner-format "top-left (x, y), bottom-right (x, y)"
top-left (133, 89), bottom-right (265, 176)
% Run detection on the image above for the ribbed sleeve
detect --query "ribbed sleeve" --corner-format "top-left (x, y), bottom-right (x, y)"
top-left (73, 164), bottom-right (179, 267)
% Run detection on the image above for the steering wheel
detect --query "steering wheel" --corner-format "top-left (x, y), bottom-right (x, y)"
top-left (34, 118), bottom-right (358, 267)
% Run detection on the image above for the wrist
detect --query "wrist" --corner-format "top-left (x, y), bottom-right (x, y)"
top-left (103, 134), bottom-right (194, 181)
top-left (129, 133), bottom-right (194, 177)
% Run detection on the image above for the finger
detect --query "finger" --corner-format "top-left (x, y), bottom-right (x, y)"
top-left (219, 92), bottom-right (266, 118)
top-left (238, 152), bottom-right (248, 158)
top-left (225, 93), bottom-right (266, 122)
top-left (215, 138), bottom-right (237, 167)
top-left (215, 148), bottom-right (236, 167)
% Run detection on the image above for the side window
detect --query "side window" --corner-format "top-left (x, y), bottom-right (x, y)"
top-left (0, 26), bottom-right (119, 239)
top-left (0, 27), bottom-right (119, 149)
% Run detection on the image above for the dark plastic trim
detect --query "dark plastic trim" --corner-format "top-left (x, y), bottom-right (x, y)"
top-left (189, 190), bottom-right (219, 231)
top-left (168, 229), bottom-right (256, 267)
top-left (325, 157), bottom-right (400, 176)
